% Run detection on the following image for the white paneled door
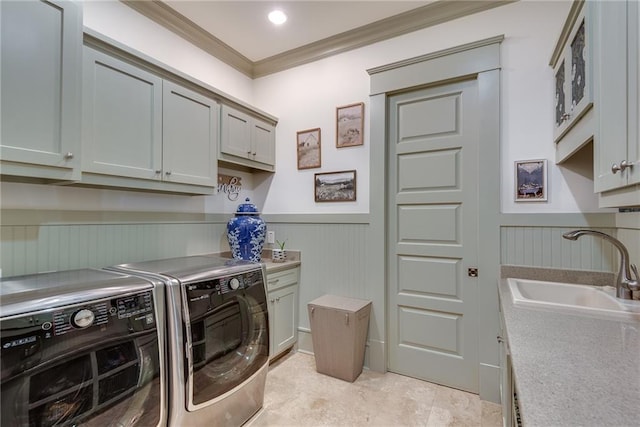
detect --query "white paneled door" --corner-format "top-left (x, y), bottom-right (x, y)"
top-left (387, 78), bottom-right (479, 393)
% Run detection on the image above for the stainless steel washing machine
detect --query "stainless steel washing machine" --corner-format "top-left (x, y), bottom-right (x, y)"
top-left (0, 268), bottom-right (166, 427)
top-left (109, 255), bottom-right (269, 427)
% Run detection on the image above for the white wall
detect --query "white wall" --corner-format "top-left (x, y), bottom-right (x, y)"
top-left (82, 0), bottom-right (254, 103)
top-left (254, 0), bottom-right (601, 214)
top-left (0, 166), bottom-right (256, 214)
top-left (1, 1), bottom-right (260, 215)
top-left (2, 0), bottom-right (602, 215)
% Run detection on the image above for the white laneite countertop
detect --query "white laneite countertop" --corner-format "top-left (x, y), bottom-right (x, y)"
top-left (498, 269), bottom-right (640, 426)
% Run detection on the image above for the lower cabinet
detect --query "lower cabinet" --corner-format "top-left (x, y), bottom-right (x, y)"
top-left (267, 266), bottom-right (299, 360)
top-left (499, 305), bottom-right (520, 427)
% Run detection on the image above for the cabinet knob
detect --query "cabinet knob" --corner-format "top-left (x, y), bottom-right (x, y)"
top-left (276, 297), bottom-right (280, 302)
top-left (165, 171), bottom-right (172, 176)
top-left (63, 152), bottom-right (74, 160)
top-left (155, 170), bottom-right (162, 174)
top-left (561, 113), bottom-right (571, 122)
top-left (497, 335), bottom-right (504, 343)
top-left (611, 160), bottom-right (634, 174)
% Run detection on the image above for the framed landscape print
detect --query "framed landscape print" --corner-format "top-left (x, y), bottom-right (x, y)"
top-left (515, 159), bottom-right (547, 202)
top-left (336, 102), bottom-right (364, 148)
top-left (297, 128), bottom-right (321, 169)
top-left (314, 170), bottom-right (356, 202)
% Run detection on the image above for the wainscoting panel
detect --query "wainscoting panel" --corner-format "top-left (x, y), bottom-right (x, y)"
top-left (500, 226), bottom-right (618, 272)
top-left (264, 222), bottom-right (370, 327)
top-left (1, 222), bottom-right (226, 276)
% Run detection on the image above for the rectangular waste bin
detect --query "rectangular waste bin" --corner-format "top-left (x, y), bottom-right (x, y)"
top-left (307, 295), bottom-right (372, 382)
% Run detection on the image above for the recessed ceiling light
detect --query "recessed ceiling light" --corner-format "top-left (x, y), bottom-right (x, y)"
top-left (268, 10), bottom-right (287, 25)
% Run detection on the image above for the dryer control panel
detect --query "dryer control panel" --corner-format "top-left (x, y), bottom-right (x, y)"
top-left (185, 268), bottom-right (265, 319)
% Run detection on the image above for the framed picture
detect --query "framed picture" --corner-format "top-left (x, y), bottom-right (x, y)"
top-left (314, 170), bottom-right (357, 202)
top-left (515, 159), bottom-right (547, 202)
top-left (297, 128), bottom-right (321, 169)
top-left (336, 102), bottom-right (364, 148)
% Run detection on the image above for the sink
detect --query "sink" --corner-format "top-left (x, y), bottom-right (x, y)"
top-left (507, 278), bottom-right (640, 321)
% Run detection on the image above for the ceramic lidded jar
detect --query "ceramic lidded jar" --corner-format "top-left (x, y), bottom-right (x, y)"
top-left (226, 198), bottom-right (266, 262)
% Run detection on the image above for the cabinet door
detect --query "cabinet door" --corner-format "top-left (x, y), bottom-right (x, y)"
top-left (269, 284), bottom-right (298, 359)
top-left (594, 0), bottom-right (631, 192)
top-left (627, 0), bottom-right (640, 187)
top-left (0, 0), bottom-right (82, 180)
top-left (163, 81), bottom-right (218, 187)
top-left (553, 4), bottom-right (593, 143)
top-left (82, 47), bottom-right (163, 180)
top-left (252, 119), bottom-right (276, 166)
top-left (220, 105), bottom-right (251, 159)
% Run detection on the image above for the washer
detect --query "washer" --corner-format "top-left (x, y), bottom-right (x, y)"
top-left (0, 268), bottom-right (166, 427)
top-left (109, 255), bottom-right (269, 427)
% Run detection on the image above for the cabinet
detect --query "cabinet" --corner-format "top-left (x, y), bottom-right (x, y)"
top-left (498, 305), bottom-right (515, 427)
top-left (82, 46), bottom-right (218, 193)
top-left (550, 0), bottom-right (595, 162)
top-left (162, 81), bottom-right (219, 187)
top-left (0, 0), bottom-right (82, 181)
top-left (267, 266), bottom-right (299, 360)
top-left (594, 0), bottom-right (640, 207)
top-left (220, 104), bottom-right (276, 172)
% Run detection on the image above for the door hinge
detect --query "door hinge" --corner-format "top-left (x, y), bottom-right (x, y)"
top-left (468, 267), bottom-right (478, 277)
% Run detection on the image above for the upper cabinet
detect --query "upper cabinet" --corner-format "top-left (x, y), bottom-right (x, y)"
top-left (550, 0), bottom-right (595, 163)
top-left (220, 105), bottom-right (276, 172)
top-left (593, 0), bottom-right (640, 207)
top-left (82, 47), bottom-right (163, 181)
top-left (82, 46), bottom-right (218, 193)
top-left (162, 81), bottom-right (219, 187)
top-left (0, 0), bottom-right (82, 181)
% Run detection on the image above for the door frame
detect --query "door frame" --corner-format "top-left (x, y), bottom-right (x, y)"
top-left (366, 35), bottom-right (502, 401)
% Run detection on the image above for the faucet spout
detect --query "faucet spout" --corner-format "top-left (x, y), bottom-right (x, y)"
top-left (562, 229), bottom-right (639, 299)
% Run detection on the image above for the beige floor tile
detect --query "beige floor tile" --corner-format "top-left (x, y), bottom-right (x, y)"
top-left (251, 351), bottom-right (502, 427)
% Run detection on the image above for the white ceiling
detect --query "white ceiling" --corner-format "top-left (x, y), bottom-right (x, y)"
top-left (161, 1), bottom-right (432, 62)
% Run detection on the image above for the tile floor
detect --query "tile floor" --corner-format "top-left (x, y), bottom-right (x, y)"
top-left (250, 351), bottom-right (502, 426)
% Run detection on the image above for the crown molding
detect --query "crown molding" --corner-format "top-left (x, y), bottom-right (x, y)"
top-left (121, 0), bottom-right (254, 77)
top-left (254, 1), bottom-right (515, 77)
top-left (122, 0), bottom-right (516, 79)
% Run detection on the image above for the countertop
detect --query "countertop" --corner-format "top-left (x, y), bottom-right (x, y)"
top-left (262, 258), bottom-right (301, 274)
top-left (217, 250), bottom-right (301, 274)
top-left (498, 266), bottom-right (640, 427)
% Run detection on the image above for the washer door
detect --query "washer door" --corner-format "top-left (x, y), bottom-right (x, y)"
top-left (187, 284), bottom-right (268, 408)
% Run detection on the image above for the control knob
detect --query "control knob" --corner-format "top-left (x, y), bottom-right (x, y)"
top-left (71, 309), bottom-right (95, 329)
top-left (229, 277), bottom-right (241, 290)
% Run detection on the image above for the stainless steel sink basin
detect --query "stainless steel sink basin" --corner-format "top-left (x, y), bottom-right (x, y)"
top-left (507, 278), bottom-right (640, 321)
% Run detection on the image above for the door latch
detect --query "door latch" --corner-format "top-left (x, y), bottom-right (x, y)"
top-left (468, 267), bottom-right (478, 277)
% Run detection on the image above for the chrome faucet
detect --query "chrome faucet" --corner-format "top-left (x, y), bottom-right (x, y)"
top-left (562, 229), bottom-right (639, 299)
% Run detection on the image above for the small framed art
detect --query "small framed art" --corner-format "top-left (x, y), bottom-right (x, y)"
top-left (297, 128), bottom-right (321, 169)
top-left (515, 159), bottom-right (547, 202)
top-left (314, 170), bottom-right (357, 202)
top-left (336, 102), bottom-right (364, 148)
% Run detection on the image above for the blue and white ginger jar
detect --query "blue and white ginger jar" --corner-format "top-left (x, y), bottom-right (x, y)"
top-left (227, 198), bottom-right (266, 262)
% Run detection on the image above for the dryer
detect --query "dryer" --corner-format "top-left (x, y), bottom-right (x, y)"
top-left (0, 268), bottom-right (166, 427)
top-left (109, 255), bottom-right (269, 427)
